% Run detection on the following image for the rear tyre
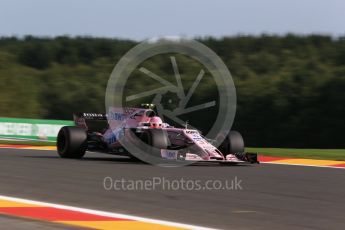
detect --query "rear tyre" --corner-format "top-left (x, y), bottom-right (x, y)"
top-left (57, 126), bottom-right (87, 159)
top-left (219, 131), bottom-right (245, 156)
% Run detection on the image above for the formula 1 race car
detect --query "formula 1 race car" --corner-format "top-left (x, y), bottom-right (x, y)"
top-left (56, 104), bottom-right (258, 164)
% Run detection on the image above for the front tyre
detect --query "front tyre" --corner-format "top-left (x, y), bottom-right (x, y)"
top-left (140, 129), bottom-right (169, 149)
top-left (57, 126), bottom-right (87, 159)
top-left (219, 131), bottom-right (245, 156)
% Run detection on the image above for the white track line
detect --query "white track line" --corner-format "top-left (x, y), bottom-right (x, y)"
top-left (0, 195), bottom-right (217, 230)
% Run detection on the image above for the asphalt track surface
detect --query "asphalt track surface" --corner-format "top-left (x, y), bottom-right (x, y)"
top-left (0, 148), bottom-right (345, 230)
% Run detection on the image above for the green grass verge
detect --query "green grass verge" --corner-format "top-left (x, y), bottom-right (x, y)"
top-left (0, 140), bottom-right (55, 146)
top-left (247, 147), bottom-right (345, 161)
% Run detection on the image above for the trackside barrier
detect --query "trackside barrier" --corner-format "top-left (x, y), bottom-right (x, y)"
top-left (0, 117), bottom-right (73, 143)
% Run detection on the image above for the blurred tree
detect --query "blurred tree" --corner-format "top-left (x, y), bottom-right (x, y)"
top-left (0, 35), bottom-right (344, 148)
top-left (18, 42), bottom-right (52, 69)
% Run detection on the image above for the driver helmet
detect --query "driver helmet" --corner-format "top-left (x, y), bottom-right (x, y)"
top-left (150, 116), bottom-right (163, 128)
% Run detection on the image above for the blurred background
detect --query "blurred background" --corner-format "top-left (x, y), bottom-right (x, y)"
top-left (0, 0), bottom-right (344, 148)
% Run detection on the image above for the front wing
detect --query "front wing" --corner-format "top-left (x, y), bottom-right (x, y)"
top-left (161, 149), bottom-right (259, 164)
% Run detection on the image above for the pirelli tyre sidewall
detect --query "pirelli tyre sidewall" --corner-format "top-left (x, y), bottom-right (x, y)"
top-left (57, 126), bottom-right (87, 159)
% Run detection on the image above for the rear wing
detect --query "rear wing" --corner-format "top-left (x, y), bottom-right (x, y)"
top-left (73, 113), bottom-right (108, 132)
